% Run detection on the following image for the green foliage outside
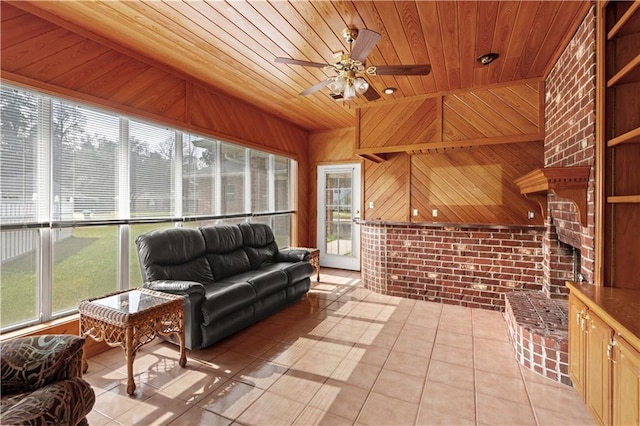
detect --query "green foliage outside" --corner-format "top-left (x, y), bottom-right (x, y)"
top-left (0, 224), bottom-right (160, 329)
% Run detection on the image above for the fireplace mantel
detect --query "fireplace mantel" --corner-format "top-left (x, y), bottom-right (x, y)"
top-left (514, 166), bottom-right (591, 226)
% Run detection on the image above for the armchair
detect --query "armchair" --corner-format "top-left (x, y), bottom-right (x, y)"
top-left (1, 334), bottom-right (95, 425)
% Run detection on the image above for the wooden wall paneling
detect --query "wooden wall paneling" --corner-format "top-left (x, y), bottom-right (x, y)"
top-left (412, 152), bottom-right (504, 223)
top-left (442, 81), bottom-right (541, 142)
top-left (410, 142), bottom-right (543, 225)
top-left (364, 153), bottom-right (410, 222)
top-left (358, 97), bottom-right (438, 148)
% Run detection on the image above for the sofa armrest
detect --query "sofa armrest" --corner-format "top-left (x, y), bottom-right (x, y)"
top-left (143, 280), bottom-right (206, 349)
top-left (143, 280), bottom-right (206, 296)
top-left (277, 248), bottom-right (310, 262)
top-left (0, 335), bottom-right (85, 395)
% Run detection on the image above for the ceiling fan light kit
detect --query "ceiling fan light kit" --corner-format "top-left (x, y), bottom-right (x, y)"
top-left (275, 27), bottom-right (431, 102)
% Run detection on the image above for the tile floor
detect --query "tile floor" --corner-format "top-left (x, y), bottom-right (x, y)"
top-left (84, 269), bottom-right (595, 425)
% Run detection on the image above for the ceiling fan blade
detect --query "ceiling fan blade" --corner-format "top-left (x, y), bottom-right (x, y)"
top-left (300, 79), bottom-right (332, 96)
top-left (275, 57), bottom-right (329, 68)
top-left (350, 29), bottom-right (380, 63)
top-left (374, 64), bottom-right (431, 75)
top-left (363, 81), bottom-right (380, 101)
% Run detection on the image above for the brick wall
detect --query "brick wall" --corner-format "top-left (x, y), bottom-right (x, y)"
top-left (361, 223), bottom-right (544, 310)
top-left (544, 6), bottom-right (596, 287)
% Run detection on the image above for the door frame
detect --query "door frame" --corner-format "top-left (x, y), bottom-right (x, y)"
top-left (316, 163), bottom-right (362, 271)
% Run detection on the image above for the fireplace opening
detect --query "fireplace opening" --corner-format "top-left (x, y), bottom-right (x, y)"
top-left (572, 246), bottom-right (584, 283)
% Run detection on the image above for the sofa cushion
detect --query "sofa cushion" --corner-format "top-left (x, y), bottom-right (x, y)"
top-left (226, 270), bottom-right (288, 298)
top-left (136, 227), bottom-right (213, 283)
top-left (201, 225), bottom-right (252, 281)
top-left (201, 281), bottom-right (256, 325)
top-left (260, 262), bottom-right (315, 285)
top-left (238, 223), bottom-right (279, 269)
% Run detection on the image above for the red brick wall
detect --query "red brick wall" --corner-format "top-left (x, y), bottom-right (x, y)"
top-left (544, 6), bottom-right (596, 289)
top-left (361, 223), bottom-right (544, 310)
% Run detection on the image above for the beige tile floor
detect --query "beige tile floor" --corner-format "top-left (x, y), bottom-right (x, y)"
top-left (84, 269), bottom-right (595, 426)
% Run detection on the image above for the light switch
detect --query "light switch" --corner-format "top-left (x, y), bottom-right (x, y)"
top-left (528, 211), bottom-right (535, 219)
top-left (412, 209), bottom-right (418, 216)
top-left (432, 209), bottom-right (438, 217)
top-left (369, 201), bottom-right (374, 209)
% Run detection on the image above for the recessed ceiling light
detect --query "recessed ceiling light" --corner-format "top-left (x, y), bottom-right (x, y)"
top-left (383, 87), bottom-right (396, 95)
top-left (477, 53), bottom-right (499, 65)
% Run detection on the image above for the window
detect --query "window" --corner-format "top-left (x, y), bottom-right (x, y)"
top-left (0, 82), bottom-right (296, 332)
top-left (52, 101), bottom-right (120, 221)
top-left (130, 120), bottom-right (175, 218)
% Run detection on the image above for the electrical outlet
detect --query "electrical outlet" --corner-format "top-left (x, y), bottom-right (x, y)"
top-left (528, 211), bottom-right (535, 219)
top-left (432, 209), bottom-right (438, 217)
top-left (369, 201), bottom-right (374, 209)
top-left (412, 208), bottom-right (418, 216)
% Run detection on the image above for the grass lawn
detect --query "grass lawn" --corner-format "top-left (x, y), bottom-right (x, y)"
top-left (1, 223), bottom-right (161, 328)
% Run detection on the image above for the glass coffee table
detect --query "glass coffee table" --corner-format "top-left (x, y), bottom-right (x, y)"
top-left (78, 288), bottom-right (186, 395)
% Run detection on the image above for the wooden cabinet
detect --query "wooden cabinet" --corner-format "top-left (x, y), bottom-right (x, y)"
top-left (597, 1), bottom-right (640, 288)
top-left (569, 296), bottom-right (587, 396)
top-left (586, 312), bottom-right (613, 425)
top-left (567, 282), bottom-right (640, 426)
top-left (612, 336), bottom-right (640, 426)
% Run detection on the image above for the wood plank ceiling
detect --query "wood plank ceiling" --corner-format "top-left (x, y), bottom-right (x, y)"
top-left (7, 1), bottom-right (588, 132)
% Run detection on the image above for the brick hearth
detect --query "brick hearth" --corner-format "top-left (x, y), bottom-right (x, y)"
top-left (505, 291), bottom-right (570, 385)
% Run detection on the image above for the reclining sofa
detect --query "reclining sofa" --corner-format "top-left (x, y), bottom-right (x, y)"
top-left (136, 222), bottom-right (314, 350)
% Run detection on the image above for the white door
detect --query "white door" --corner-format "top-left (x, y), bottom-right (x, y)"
top-left (317, 164), bottom-right (361, 270)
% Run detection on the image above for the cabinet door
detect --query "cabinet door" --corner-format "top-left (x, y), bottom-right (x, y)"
top-left (613, 336), bottom-right (640, 426)
top-left (586, 312), bottom-right (613, 425)
top-left (569, 295), bottom-right (587, 396)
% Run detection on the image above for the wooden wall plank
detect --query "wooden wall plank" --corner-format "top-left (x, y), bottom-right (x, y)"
top-left (359, 97), bottom-right (438, 148)
top-left (364, 153), bottom-right (410, 222)
top-left (410, 142), bottom-right (544, 224)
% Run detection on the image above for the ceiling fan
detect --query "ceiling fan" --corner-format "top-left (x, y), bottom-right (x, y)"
top-left (275, 28), bottom-right (431, 102)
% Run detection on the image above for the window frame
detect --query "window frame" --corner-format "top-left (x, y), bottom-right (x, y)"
top-left (0, 82), bottom-right (296, 333)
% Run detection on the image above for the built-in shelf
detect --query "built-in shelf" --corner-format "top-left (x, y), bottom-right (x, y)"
top-left (514, 166), bottom-right (591, 226)
top-left (607, 126), bottom-right (640, 146)
top-left (607, 53), bottom-right (640, 87)
top-left (607, 195), bottom-right (640, 203)
top-left (607, 2), bottom-right (640, 39)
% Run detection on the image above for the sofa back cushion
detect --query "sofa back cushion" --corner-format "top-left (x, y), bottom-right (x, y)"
top-left (200, 225), bottom-right (251, 280)
top-left (238, 223), bottom-right (279, 269)
top-left (136, 227), bottom-right (214, 283)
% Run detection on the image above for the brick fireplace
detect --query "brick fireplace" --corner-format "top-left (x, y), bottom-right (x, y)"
top-left (360, 6), bottom-right (596, 386)
top-left (506, 5), bottom-right (596, 385)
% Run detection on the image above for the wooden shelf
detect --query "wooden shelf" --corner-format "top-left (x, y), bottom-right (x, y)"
top-left (607, 195), bottom-right (640, 203)
top-left (608, 126), bottom-right (640, 146)
top-left (607, 53), bottom-right (640, 87)
top-left (514, 166), bottom-right (591, 226)
top-left (607, 1), bottom-right (640, 39)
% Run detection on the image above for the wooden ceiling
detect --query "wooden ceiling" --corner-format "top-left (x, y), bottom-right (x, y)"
top-left (8, 1), bottom-right (588, 132)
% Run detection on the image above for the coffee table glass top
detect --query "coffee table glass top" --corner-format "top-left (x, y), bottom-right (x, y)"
top-left (92, 290), bottom-right (170, 314)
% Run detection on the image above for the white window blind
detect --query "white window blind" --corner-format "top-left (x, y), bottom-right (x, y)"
top-left (183, 134), bottom-right (217, 217)
top-left (129, 120), bottom-right (176, 218)
top-left (1, 86), bottom-right (44, 224)
top-left (52, 100), bottom-right (120, 221)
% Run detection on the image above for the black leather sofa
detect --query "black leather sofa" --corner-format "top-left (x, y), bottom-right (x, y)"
top-left (136, 222), bottom-right (314, 350)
